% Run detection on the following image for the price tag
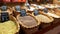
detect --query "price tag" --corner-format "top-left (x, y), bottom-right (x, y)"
top-left (20, 9), bottom-right (26, 16)
top-left (1, 6), bottom-right (7, 11)
top-left (1, 12), bottom-right (9, 22)
top-left (34, 10), bottom-right (39, 16)
top-left (26, 3), bottom-right (30, 9)
top-left (43, 8), bottom-right (48, 13)
top-left (15, 6), bottom-right (20, 12)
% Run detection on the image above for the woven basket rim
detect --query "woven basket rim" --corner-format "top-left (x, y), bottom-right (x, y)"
top-left (35, 11), bottom-right (54, 23)
top-left (16, 13), bottom-right (41, 28)
top-left (9, 15), bottom-right (20, 33)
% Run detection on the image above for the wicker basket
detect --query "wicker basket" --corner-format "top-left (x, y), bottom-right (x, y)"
top-left (0, 14), bottom-right (20, 34)
top-left (53, 8), bottom-right (60, 16)
top-left (40, 23), bottom-right (51, 29)
top-left (17, 13), bottom-right (40, 34)
top-left (31, 11), bottom-right (54, 23)
top-left (9, 15), bottom-right (20, 34)
top-left (13, 11), bottom-right (20, 17)
top-left (8, 7), bottom-right (13, 15)
top-left (53, 0), bottom-right (60, 4)
top-left (26, 8), bottom-right (54, 23)
top-left (39, 9), bottom-right (60, 18)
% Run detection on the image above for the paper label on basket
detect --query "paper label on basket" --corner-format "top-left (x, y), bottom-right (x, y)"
top-left (27, 6), bottom-right (30, 9)
top-left (1, 12), bottom-right (9, 22)
top-left (1, 6), bottom-right (7, 11)
top-left (26, 3), bottom-right (30, 9)
top-left (34, 10), bottom-right (39, 16)
top-left (15, 5), bottom-right (20, 11)
top-left (43, 8), bottom-right (48, 13)
top-left (20, 9), bottom-right (26, 16)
